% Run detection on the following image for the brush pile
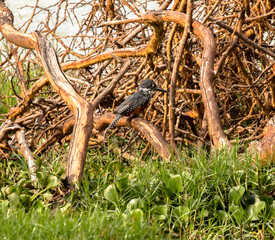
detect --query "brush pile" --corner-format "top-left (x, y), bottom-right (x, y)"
top-left (0, 0), bottom-right (274, 182)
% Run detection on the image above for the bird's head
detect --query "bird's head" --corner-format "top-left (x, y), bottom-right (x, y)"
top-left (138, 79), bottom-right (166, 93)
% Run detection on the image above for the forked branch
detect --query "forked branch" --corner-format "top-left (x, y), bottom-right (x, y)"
top-left (100, 10), bottom-right (231, 148)
top-left (0, 1), bottom-right (94, 184)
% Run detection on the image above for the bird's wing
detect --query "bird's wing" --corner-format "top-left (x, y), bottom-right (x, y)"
top-left (115, 92), bottom-right (150, 115)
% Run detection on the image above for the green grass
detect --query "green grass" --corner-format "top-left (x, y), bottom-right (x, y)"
top-left (0, 63), bottom-right (44, 117)
top-left (0, 72), bottom-right (20, 116)
top-left (0, 144), bottom-right (274, 239)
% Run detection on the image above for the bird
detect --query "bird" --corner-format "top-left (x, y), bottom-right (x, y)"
top-left (104, 78), bottom-right (166, 135)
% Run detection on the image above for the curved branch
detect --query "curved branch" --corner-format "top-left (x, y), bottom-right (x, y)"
top-left (100, 10), bottom-right (230, 147)
top-left (0, 2), bottom-right (94, 184)
top-left (95, 113), bottom-right (171, 160)
top-left (34, 111), bottom-right (172, 161)
top-left (33, 32), bottom-right (94, 184)
top-left (7, 18), bottom-right (165, 121)
top-left (148, 11), bottom-right (230, 147)
top-left (61, 21), bottom-right (164, 71)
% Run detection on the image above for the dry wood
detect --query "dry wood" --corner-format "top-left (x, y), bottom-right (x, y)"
top-left (0, 120), bottom-right (37, 181)
top-left (209, 17), bottom-right (275, 59)
top-left (95, 113), bottom-right (171, 160)
top-left (0, 0), bottom-right (274, 184)
top-left (169, 0), bottom-right (192, 158)
top-left (15, 127), bottom-right (37, 182)
top-left (248, 116), bottom-right (275, 164)
top-left (0, 120), bottom-right (20, 142)
top-left (101, 10), bottom-right (231, 147)
top-left (0, 1), bottom-right (94, 184)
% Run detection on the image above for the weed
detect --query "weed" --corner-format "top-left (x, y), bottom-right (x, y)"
top-left (0, 144), bottom-right (274, 239)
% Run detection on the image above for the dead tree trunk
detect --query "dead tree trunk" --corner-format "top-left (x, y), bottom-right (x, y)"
top-left (0, 1), bottom-right (94, 184)
top-left (0, 1), bottom-right (172, 185)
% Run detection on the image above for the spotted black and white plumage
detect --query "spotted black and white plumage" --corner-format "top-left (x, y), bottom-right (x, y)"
top-left (104, 79), bottom-right (166, 133)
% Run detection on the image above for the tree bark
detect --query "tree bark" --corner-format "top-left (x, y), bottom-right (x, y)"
top-left (102, 10), bottom-right (231, 148)
top-left (95, 113), bottom-right (172, 160)
top-left (0, 2), bottom-right (94, 184)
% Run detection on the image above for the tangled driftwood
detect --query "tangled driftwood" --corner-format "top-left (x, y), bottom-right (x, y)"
top-left (0, 0), bottom-right (173, 184)
top-left (0, 0), bottom-right (274, 185)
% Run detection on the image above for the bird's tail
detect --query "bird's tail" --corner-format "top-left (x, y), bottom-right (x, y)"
top-left (104, 114), bottom-right (122, 137)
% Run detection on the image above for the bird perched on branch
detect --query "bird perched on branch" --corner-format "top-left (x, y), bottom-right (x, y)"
top-left (104, 78), bottom-right (166, 135)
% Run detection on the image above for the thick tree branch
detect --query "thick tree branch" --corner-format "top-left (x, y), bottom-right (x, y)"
top-left (100, 10), bottom-right (231, 147)
top-left (0, 2), bottom-right (94, 184)
top-left (33, 31), bottom-right (94, 184)
top-left (95, 113), bottom-right (172, 160)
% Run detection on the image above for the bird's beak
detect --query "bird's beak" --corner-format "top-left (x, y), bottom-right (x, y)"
top-left (155, 86), bottom-right (167, 93)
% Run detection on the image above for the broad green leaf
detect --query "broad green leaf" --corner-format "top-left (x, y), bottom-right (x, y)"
top-left (123, 209), bottom-right (144, 229)
top-left (107, 161), bottom-right (125, 173)
top-left (132, 183), bottom-right (146, 197)
top-left (168, 174), bottom-right (183, 193)
top-left (5, 186), bottom-right (16, 195)
top-left (153, 204), bottom-right (168, 220)
top-left (127, 198), bottom-right (144, 210)
top-left (153, 214), bottom-right (166, 221)
top-left (43, 191), bottom-right (53, 200)
top-left (129, 209), bottom-right (143, 224)
top-left (173, 206), bottom-right (189, 222)
top-left (8, 192), bottom-right (20, 206)
top-left (44, 175), bottom-right (59, 189)
top-left (19, 194), bottom-right (30, 204)
top-left (116, 174), bottom-right (129, 191)
top-left (247, 201), bottom-right (266, 221)
top-left (215, 210), bottom-right (228, 222)
top-left (229, 185), bottom-right (245, 204)
top-left (104, 184), bottom-right (119, 203)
